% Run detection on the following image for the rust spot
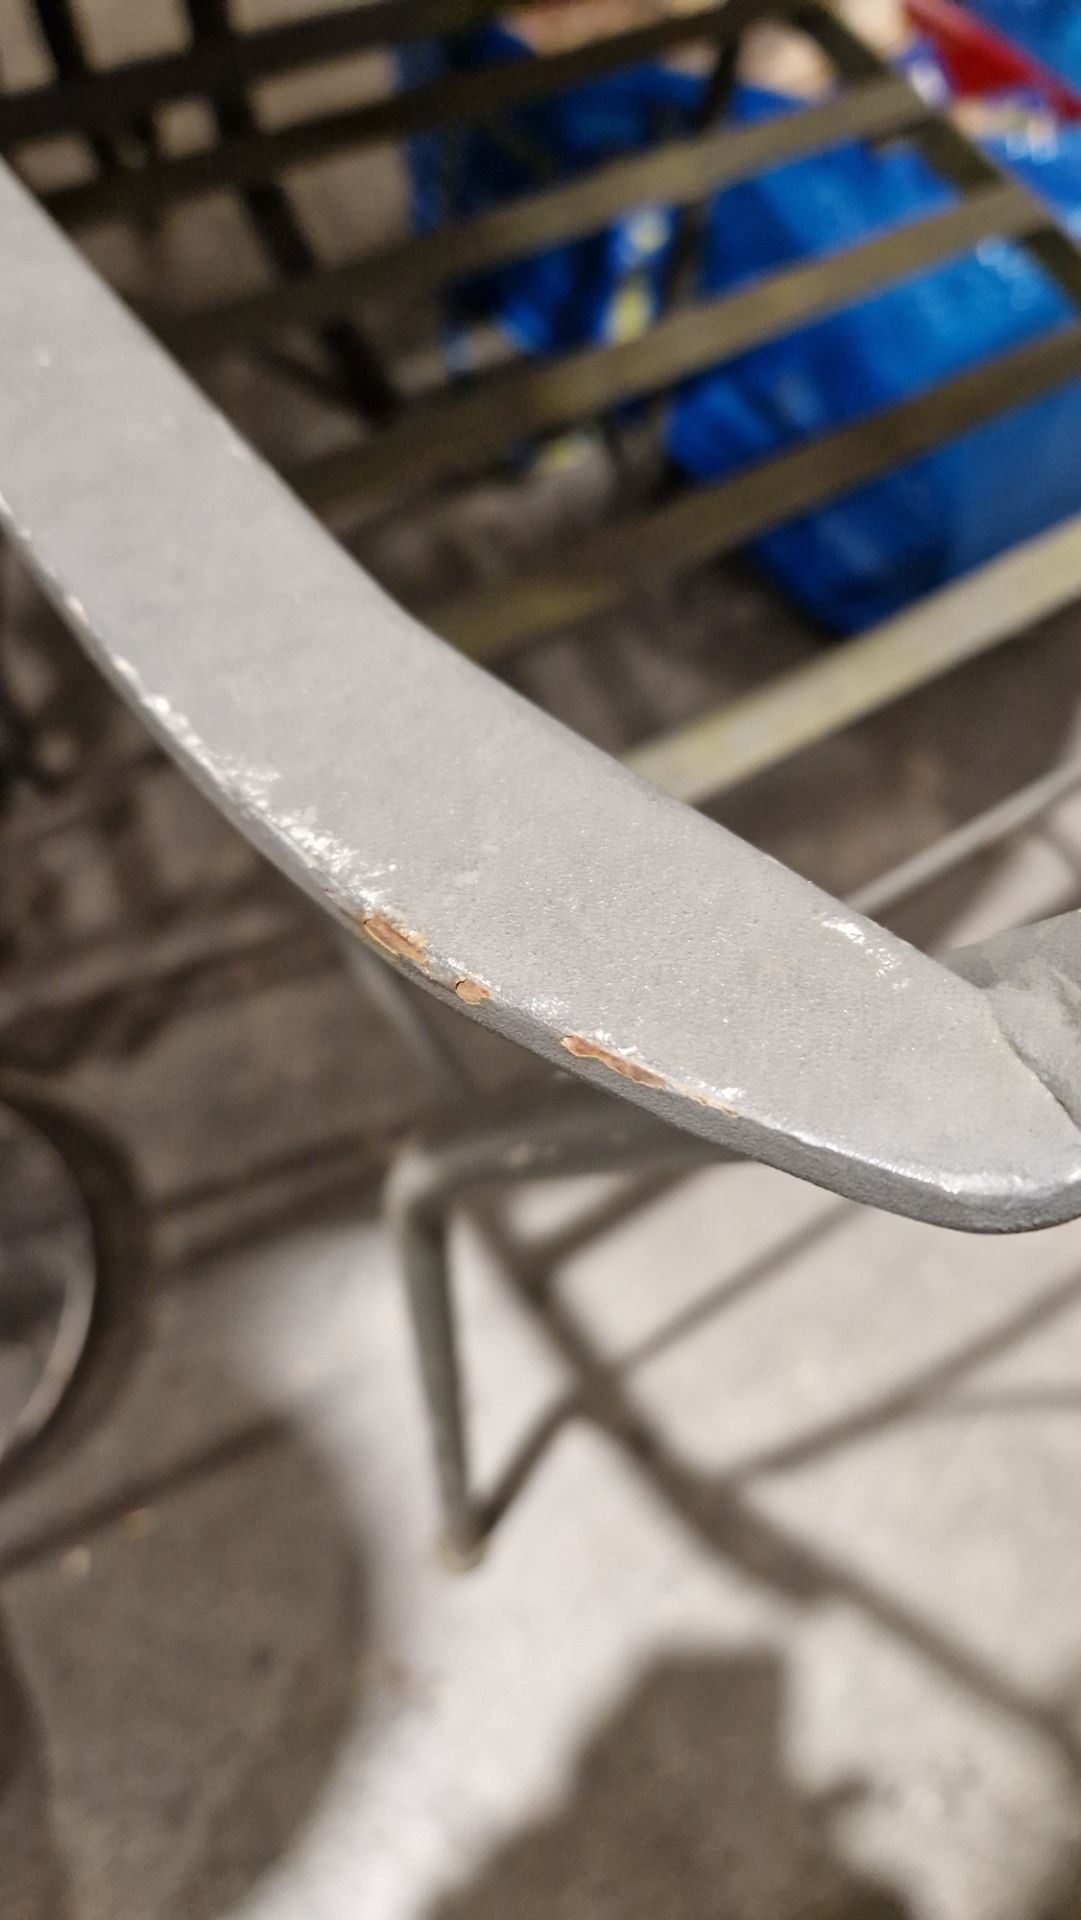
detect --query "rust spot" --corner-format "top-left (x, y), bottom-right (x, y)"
top-left (560, 1035), bottom-right (668, 1088)
top-left (453, 978), bottom-right (490, 1005)
top-left (361, 914), bottom-right (430, 970)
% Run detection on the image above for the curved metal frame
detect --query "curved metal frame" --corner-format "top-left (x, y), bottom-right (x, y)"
top-left (0, 1096), bottom-right (97, 1472)
top-left (3, 158), bottom-right (1081, 1232)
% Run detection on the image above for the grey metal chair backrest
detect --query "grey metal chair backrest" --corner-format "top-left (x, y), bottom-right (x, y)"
top-left (3, 149), bottom-right (1081, 1233)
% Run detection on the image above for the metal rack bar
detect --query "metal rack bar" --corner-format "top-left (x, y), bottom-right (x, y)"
top-left (0, 0), bottom-right (522, 147)
top-left (180, 0), bottom-right (399, 425)
top-left (850, 751), bottom-right (1081, 918)
top-left (626, 512), bottom-right (1081, 804)
top-left (435, 325), bottom-right (1081, 658)
top-left (293, 179), bottom-right (1042, 518)
top-left (162, 73), bottom-right (926, 353)
top-left (44, 0), bottom-right (794, 226)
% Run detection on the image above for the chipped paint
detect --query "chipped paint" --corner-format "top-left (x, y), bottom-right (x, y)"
top-left (453, 978), bottom-right (490, 1004)
top-left (561, 1034), bottom-right (668, 1088)
top-left (560, 1035), bottom-right (745, 1115)
top-left (681, 1084), bottom-right (743, 1116)
top-left (361, 913), bottom-right (431, 971)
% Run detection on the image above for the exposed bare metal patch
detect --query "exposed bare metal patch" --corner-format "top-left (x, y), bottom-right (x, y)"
top-left (559, 1037), bottom-right (742, 1115)
top-left (682, 1087), bottom-right (739, 1116)
top-left (453, 978), bottom-right (490, 1004)
top-left (360, 914), bottom-right (430, 970)
top-left (560, 1035), bottom-right (667, 1088)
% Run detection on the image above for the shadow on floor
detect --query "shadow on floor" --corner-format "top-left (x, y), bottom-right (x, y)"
top-left (1036, 1858), bottom-right (1081, 1920)
top-left (430, 1651), bottom-right (910, 1920)
top-left (0, 1365), bottom-right (368, 1920)
top-left (476, 1187), bottom-right (1081, 1783)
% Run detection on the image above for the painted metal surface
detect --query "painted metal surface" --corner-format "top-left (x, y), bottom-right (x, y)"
top-left (3, 162), bottom-right (1081, 1231)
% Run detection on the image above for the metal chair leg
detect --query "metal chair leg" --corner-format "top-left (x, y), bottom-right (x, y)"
top-left (385, 1079), bottom-right (729, 1566)
top-left (386, 1146), bottom-right (481, 1568)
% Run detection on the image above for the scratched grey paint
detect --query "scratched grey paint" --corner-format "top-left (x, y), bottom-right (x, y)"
top-left (2, 161), bottom-right (1081, 1230)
